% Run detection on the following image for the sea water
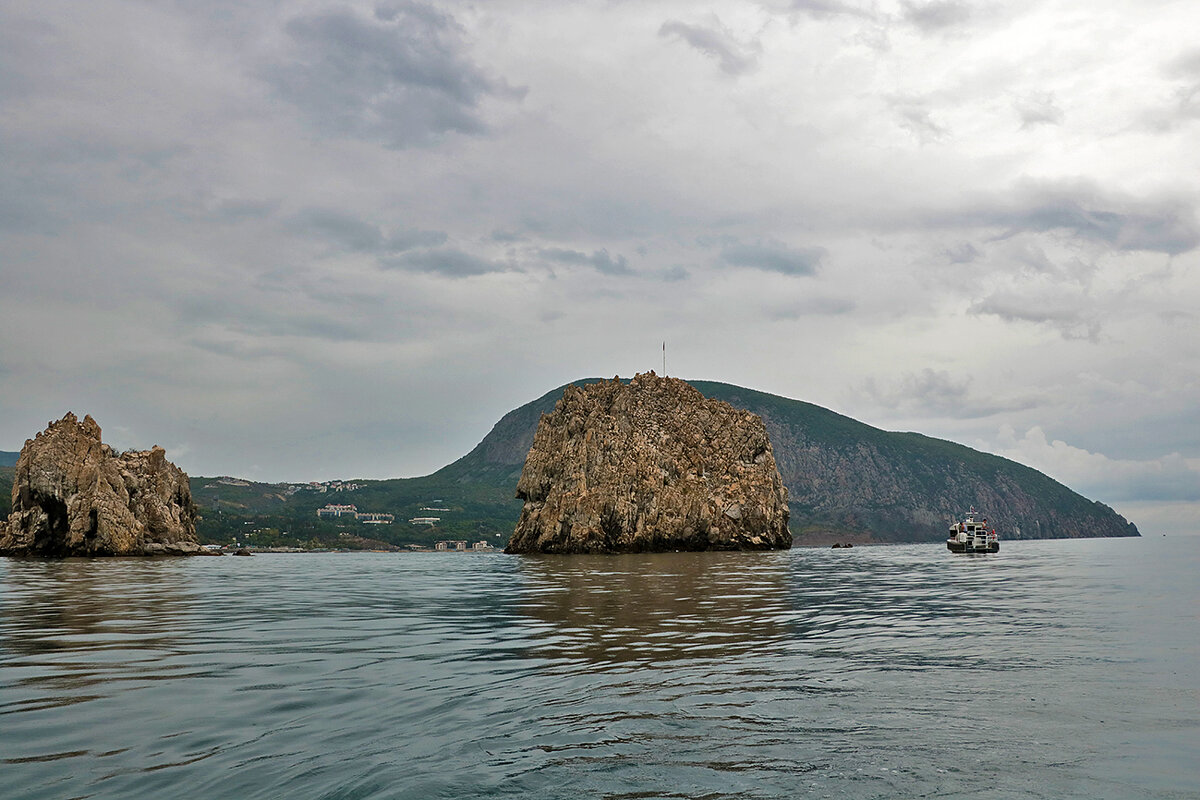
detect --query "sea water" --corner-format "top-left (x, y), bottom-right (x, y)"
top-left (1, 537), bottom-right (1197, 799)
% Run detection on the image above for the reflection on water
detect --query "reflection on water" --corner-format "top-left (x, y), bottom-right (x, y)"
top-left (2, 559), bottom-right (193, 708)
top-left (515, 552), bottom-right (792, 668)
top-left (1, 540), bottom-right (1197, 800)
top-left (3, 559), bottom-right (189, 648)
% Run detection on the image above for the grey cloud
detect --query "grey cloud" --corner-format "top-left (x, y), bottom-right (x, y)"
top-left (768, 296), bottom-right (856, 318)
top-left (1014, 93), bottom-right (1065, 129)
top-left (940, 180), bottom-right (1200, 256)
top-left (942, 242), bottom-right (981, 264)
top-left (867, 368), bottom-right (969, 409)
top-left (1163, 49), bottom-right (1200, 125)
top-left (1168, 48), bottom-right (1200, 77)
top-left (176, 290), bottom-right (386, 345)
top-left (265, 4), bottom-right (523, 148)
top-left (538, 247), bottom-right (631, 275)
top-left (1113, 460), bottom-right (1200, 501)
top-left (0, 16), bottom-right (56, 104)
top-left (1137, 47), bottom-right (1200, 131)
top-left (288, 208), bottom-right (446, 254)
top-left (1000, 428), bottom-right (1200, 502)
top-left (720, 239), bottom-right (825, 275)
top-left (289, 208), bottom-right (385, 252)
top-left (861, 368), bottom-right (1038, 419)
top-left (900, 0), bottom-right (972, 33)
top-left (389, 247), bottom-right (510, 277)
top-left (211, 198), bottom-right (280, 222)
top-left (386, 228), bottom-right (450, 251)
top-left (787, 0), bottom-right (871, 19)
top-left (659, 19), bottom-right (760, 76)
top-left (890, 97), bottom-right (948, 143)
top-left (969, 289), bottom-right (1099, 341)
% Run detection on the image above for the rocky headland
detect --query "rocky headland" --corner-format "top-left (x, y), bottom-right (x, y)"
top-left (506, 372), bottom-right (792, 553)
top-left (0, 413), bottom-right (209, 557)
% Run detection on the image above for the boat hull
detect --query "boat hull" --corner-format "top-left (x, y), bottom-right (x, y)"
top-left (947, 539), bottom-right (999, 554)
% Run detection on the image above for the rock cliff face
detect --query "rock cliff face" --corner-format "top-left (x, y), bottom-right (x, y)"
top-left (0, 413), bottom-right (206, 556)
top-left (506, 372), bottom-right (792, 553)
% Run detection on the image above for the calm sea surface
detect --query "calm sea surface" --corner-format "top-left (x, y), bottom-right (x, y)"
top-left (2, 537), bottom-right (1198, 799)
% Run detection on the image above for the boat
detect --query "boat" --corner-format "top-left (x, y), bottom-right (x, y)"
top-left (947, 508), bottom-right (999, 553)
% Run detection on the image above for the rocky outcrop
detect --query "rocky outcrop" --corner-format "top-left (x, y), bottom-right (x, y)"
top-left (506, 372), bottom-right (792, 553)
top-left (0, 413), bottom-right (208, 557)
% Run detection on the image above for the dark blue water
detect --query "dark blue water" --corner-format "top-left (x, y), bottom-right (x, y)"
top-left (2, 538), bottom-right (1197, 799)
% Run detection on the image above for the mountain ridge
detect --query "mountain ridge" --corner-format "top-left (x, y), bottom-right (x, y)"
top-left (6, 379), bottom-right (1134, 546)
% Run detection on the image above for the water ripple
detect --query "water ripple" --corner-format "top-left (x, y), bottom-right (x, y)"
top-left (1, 540), bottom-right (1198, 799)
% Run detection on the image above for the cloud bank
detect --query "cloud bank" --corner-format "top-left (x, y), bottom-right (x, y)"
top-left (1, 0), bottom-right (1198, 536)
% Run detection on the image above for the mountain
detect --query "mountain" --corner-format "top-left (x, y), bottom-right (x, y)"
top-left (174, 377), bottom-right (1137, 547)
top-left (428, 378), bottom-right (1137, 544)
top-left (692, 381), bottom-right (1136, 542)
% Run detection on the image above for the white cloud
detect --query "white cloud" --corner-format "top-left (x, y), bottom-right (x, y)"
top-left (995, 426), bottom-right (1200, 502)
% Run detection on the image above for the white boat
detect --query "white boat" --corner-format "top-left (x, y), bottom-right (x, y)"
top-left (947, 508), bottom-right (999, 553)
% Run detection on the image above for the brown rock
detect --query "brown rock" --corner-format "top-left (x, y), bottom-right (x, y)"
top-left (0, 413), bottom-right (206, 557)
top-left (506, 372), bottom-right (791, 553)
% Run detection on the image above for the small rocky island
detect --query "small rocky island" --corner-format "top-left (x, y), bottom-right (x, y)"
top-left (506, 372), bottom-right (792, 553)
top-left (0, 413), bottom-right (210, 557)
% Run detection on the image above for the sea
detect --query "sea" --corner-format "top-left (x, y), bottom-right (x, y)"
top-left (1, 537), bottom-right (1197, 800)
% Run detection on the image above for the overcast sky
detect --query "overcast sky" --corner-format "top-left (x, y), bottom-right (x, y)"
top-left (2, 0), bottom-right (1198, 533)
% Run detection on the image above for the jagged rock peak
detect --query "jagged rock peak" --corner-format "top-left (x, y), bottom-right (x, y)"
top-left (0, 413), bottom-right (209, 557)
top-left (506, 371), bottom-right (792, 553)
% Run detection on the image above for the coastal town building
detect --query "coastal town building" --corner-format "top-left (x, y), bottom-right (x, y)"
top-left (435, 540), bottom-right (468, 551)
top-left (409, 517), bottom-right (441, 526)
top-left (317, 504), bottom-right (358, 519)
top-left (316, 504), bottom-right (392, 523)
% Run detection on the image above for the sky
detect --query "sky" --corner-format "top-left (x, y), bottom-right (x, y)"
top-left (2, 0), bottom-right (1199, 534)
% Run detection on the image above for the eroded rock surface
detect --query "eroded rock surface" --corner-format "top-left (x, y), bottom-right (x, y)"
top-left (0, 413), bottom-right (206, 556)
top-left (506, 372), bottom-right (791, 553)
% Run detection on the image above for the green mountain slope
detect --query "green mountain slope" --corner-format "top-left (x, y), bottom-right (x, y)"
top-left (689, 381), bottom-right (1137, 543)
top-left (174, 377), bottom-right (1139, 546)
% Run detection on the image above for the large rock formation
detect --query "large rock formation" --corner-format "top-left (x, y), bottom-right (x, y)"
top-left (506, 372), bottom-right (792, 553)
top-left (0, 413), bottom-right (208, 556)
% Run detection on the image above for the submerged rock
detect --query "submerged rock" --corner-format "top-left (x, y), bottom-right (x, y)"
top-left (0, 413), bottom-right (207, 557)
top-left (506, 372), bottom-right (791, 553)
